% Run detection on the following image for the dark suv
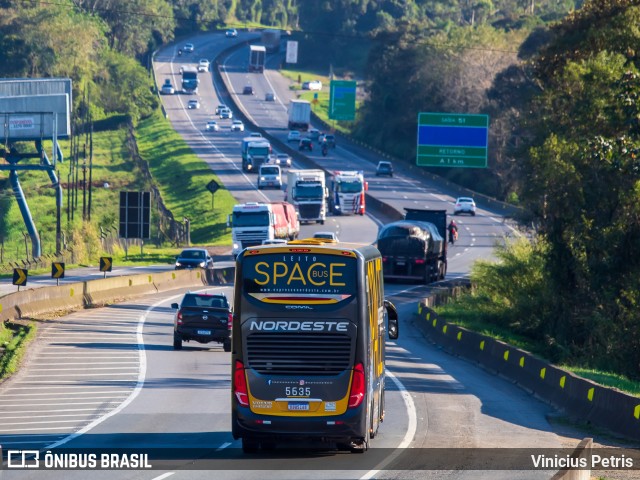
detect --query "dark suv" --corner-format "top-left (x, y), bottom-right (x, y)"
top-left (376, 161), bottom-right (394, 177)
top-left (171, 293), bottom-right (232, 351)
top-left (243, 85), bottom-right (254, 95)
top-left (299, 138), bottom-right (313, 151)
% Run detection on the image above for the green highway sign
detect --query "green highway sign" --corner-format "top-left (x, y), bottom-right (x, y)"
top-left (329, 80), bottom-right (356, 121)
top-left (417, 113), bottom-right (489, 168)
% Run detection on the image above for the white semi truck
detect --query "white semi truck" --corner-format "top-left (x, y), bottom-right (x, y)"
top-left (285, 169), bottom-right (327, 224)
top-left (328, 170), bottom-right (367, 215)
top-left (249, 45), bottom-right (266, 73)
top-left (228, 202), bottom-right (299, 257)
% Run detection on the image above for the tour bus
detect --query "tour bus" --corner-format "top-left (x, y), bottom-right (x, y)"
top-left (231, 239), bottom-right (399, 453)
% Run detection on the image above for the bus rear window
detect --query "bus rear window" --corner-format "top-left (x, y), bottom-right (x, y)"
top-left (242, 253), bottom-right (357, 295)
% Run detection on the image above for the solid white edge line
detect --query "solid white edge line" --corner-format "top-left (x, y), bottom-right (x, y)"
top-left (360, 369), bottom-right (417, 480)
top-left (42, 292), bottom-right (184, 450)
top-left (151, 473), bottom-right (175, 480)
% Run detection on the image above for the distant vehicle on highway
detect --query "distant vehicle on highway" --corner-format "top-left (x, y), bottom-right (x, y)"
top-left (171, 292), bottom-right (231, 352)
top-left (302, 80), bottom-right (322, 90)
top-left (287, 130), bottom-right (301, 143)
top-left (225, 28), bottom-right (238, 38)
top-left (231, 120), bottom-right (245, 132)
top-left (219, 108), bottom-right (232, 119)
top-left (161, 80), bottom-right (175, 95)
top-left (312, 231), bottom-right (339, 241)
top-left (299, 138), bottom-right (313, 151)
top-left (376, 161), bottom-right (394, 177)
top-left (183, 42), bottom-right (194, 53)
top-left (174, 248), bottom-right (213, 270)
top-left (265, 92), bottom-right (276, 101)
top-left (243, 85), bottom-right (255, 95)
top-left (187, 99), bottom-right (201, 109)
top-left (197, 59), bottom-right (210, 72)
top-left (454, 197), bottom-right (477, 216)
top-left (205, 120), bottom-right (219, 132)
top-left (215, 104), bottom-right (227, 115)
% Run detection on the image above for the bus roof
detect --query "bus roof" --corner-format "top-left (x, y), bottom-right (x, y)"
top-left (241, 241), bottom-right (380, 261)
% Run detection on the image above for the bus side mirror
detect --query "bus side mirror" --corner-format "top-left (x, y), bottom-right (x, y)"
top-left (384, 299), bottom-right (399, 339)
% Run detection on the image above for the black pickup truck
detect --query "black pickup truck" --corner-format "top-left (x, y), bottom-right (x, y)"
top-left (376, 209), bottom-right (447, 284)
top-left (171, 292), bottom-right (232, 351)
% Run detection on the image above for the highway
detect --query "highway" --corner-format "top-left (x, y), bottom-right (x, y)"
top-left (0, 32), bottom-right (577, 479)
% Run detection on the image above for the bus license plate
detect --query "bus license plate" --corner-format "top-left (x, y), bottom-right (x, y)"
top-left (288, 402), bottom-right (309, 411)
top-left (197, 329), bottom-right (211, 335)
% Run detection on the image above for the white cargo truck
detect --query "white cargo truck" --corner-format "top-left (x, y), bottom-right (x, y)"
top-left (287, 99), bottom-right (311, 131)
top-left (249, 45), bottom-right (266, 73)
top-left (285, 169), bottom-right (327, 224)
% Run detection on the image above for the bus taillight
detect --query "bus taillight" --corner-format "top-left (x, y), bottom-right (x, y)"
top-left (234, 360), bottom-right (249, 406)
top-left (348, 363), bottom-right (366, 408)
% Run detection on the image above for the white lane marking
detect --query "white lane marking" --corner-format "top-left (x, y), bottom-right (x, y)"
top-left (2, 413), bottom-right (103, 420)
top-left (29, 362), bottom-right (138, 366)
top-left (4, 419), bottom-right (91, 426)
top-left (20, 373), bottom-right (138, 378)
top-left (43, 288), bottom-right (226, 450)
top-left (151, 472), bottom-right (175, 480)
top-left (0, 408), bottom-right (115, 414)
top-left (2, 427), bottom-right (75, 432)
top-left (0, 402), bottom-right (124, 408)
top-left (0, 390), bottom-right (130, 397)
top-left (27, 367), bottom-right (138, 372)
top-left (360, 369), bottom-right (417, 480)
top-left (215, 442), bottom-right (232, 452)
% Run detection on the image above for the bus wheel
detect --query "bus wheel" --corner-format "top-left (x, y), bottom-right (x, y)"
top-left (349, 434), bottom-right (369, 453)
top-left (173, 333), bottom-right (182, 350)
top-left (242, 438), bottom-right (260, 453)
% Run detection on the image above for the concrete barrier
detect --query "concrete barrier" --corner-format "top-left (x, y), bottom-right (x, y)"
top-left (415, 284), bottom-right (640, 442)
top-left (0, 266), bottom-right (233, 324)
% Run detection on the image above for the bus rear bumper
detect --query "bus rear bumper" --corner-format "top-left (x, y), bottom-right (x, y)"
top-left (232, 408), bottom-right (366, 443)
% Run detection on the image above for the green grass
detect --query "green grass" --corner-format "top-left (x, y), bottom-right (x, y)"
top-left (436, 302), bottom-right (640, 397)
top-left (0, 108), bottom-right (235, 270)
top-left (0, 322), bottom-right (36, 379)
top-left (136, 111), bottom-right (235, 246)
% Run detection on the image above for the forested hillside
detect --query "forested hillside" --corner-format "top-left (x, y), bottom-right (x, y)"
top-left (4, 0), bottom-right (640, 376)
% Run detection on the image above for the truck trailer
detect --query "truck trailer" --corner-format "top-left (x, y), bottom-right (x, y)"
top-left (181, 66), bottom-right (199, 94)
top-left (328, 170), bottom-right (367, 215)
top-left (249, 45), bottom-right (266, 73)
top-left (287, 99), bottom-right (311, 131)
top-left (285, 169), bottom-right (327, 224)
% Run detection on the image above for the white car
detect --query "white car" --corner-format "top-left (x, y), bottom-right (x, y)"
top-left (453, 197), bottom-right (476, 216)
top-left (160, 83), bottom-right (175, 95)
top-left (258, 165), bottom-right (282, 189)
top-left (215, 104), bottom-right (227, 115)
top-left (302, 80), bottom-right (322, 91)
top-left (312, 231), bottom-right (338, 241)
top-left (231, 120), bottom-right (245, 132)
top-left (219, 108), bottom-right (232, 119)
top-left (205, 121), bottom-right (219, 132)
top-left (187, 99), bottom-right (200, 109)
top-left (287, 130), bottom-right (301, 143)
top-left (183, 43), bottom-right (194, 53)
top-left (197, 59), bottom-right (210, 72)
top-left (262, 239), bottom-right (287, 245)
